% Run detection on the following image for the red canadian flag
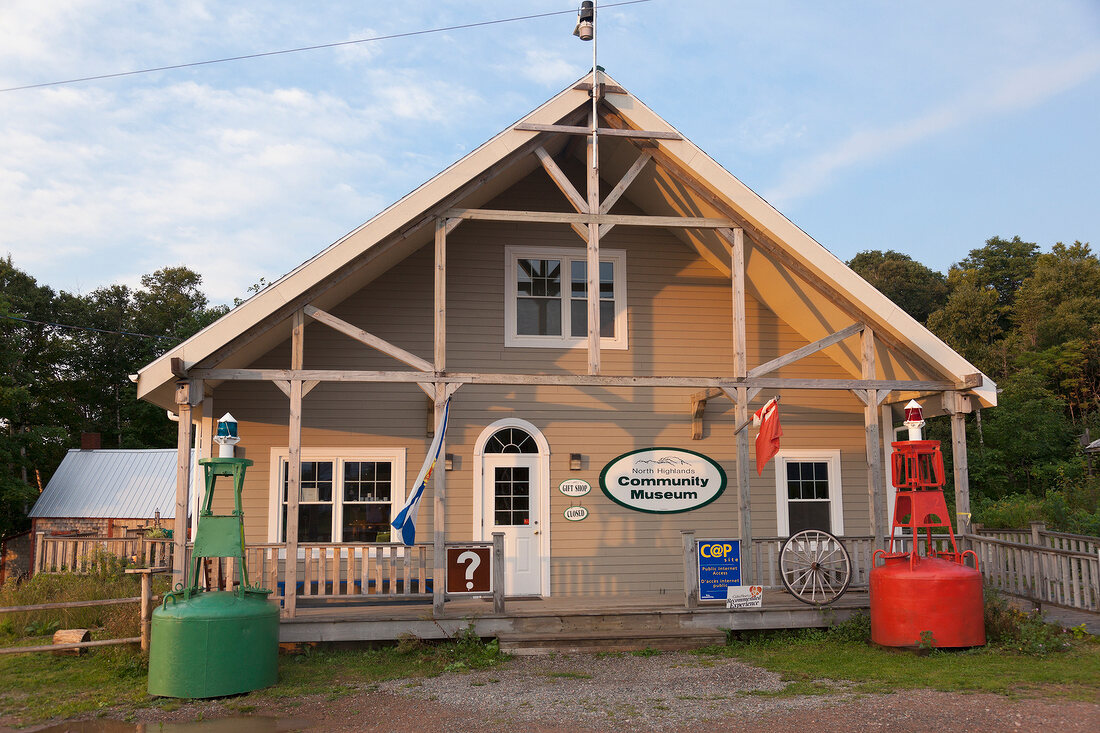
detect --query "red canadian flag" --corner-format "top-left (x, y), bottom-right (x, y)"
top-left (752, 397), bottom-right (783, 475)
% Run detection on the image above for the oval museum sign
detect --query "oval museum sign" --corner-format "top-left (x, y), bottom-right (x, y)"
top-left (600, 447), bottom-right (727, 513)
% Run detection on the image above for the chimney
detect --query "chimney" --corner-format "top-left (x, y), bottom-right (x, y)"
top-left (80, 432), bottom-right (102, 450)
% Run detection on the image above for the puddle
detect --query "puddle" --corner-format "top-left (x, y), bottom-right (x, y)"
top-left (32, 717), bottom-right (313, 733)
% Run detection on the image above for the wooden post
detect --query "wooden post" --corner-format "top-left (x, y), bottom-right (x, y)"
top-left (33, 532), bottom-right (44, 575)
top-left (433, 219), bottom-right (447, 617)
top-left (172, 379), bottom-right (198, 587)
top-left (586, 110), bottom-right (601, 376)
top-left (140, 571), bottom-right (152, 652)
top-left (861, 328), bottom-right (886, 548)
top-left (951, 409), bottom-right (971, 537)
top-left (730, 228), bottom-right (747, 379)
top-left (735, 388), bottom-right (753, 584)
top-left (681, 529), bottom-right (697, 609)
top-left (283, 309), bottom-right (305, 618)
top-left (492, 532), bottom-right (505, 614)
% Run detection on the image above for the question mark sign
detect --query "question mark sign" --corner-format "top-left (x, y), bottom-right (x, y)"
top-left (457, 550), bottom-right (481, 590)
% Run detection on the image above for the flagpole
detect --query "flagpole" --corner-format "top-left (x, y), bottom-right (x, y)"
top-left (732, 395), bottom-right (780, 435)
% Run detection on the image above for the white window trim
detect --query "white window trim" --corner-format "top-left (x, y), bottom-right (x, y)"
top-left (773, 449), bottom-right (844, 538)
top-left (504, 245), bottom-right (628, 350)
top-left (267, 447), bottom-right (407, 543)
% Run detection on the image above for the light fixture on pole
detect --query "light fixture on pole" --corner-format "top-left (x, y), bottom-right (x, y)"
top-left (573, 1), bottom-right (594, 41)
top-left (214, 413), bottom-right (240, 458)
top-left (902, 400), bottom-right (925, 441)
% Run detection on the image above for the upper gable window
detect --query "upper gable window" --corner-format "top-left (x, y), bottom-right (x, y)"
top-left (504, 246), bottom-right (627, 349)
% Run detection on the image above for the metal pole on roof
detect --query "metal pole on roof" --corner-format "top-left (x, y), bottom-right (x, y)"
top-left (591, 0), bottom-right (598, 171)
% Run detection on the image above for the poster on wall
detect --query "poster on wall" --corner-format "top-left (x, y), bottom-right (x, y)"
top-left (599, 447), bottom-right (727, 514)
top-left (698, 540), bottom-right (742, 601)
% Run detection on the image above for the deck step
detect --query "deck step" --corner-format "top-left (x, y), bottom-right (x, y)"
top-left (497, 629), bottom-right (727, 655)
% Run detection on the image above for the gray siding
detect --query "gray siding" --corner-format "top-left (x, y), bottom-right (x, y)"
top-left (215, 169), bottom-right (875, 596)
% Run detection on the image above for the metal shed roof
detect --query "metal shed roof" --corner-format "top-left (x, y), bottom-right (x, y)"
top-left (30, 449), bottom-right (193, 519)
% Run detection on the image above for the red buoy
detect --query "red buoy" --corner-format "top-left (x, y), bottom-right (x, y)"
top-left (870, 414), bottom-right (985, 648)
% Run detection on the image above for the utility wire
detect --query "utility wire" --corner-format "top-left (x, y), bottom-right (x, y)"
top-left (1, 0), bottom-right (654, 93)
top-left (0, 313), bottom-right (177, 341)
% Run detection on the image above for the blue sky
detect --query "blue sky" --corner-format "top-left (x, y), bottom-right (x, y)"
top-left (2, 1), bottom-right (1098, 304)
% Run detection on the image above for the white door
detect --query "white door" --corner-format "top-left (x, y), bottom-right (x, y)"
top-left (483, 453), bottom-right (542, 596)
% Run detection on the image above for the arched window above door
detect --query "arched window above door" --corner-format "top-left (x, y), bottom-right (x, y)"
top-left (484, 427), bottom-right (538, 454)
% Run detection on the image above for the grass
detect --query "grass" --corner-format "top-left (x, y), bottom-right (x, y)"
top-left (0, 624), bottom-right (508, 726)
top-left (698, 604), bottom-right (1100, 701)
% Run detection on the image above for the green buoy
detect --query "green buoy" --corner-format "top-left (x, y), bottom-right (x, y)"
top-left (148, 457), bottom-right (279, 698)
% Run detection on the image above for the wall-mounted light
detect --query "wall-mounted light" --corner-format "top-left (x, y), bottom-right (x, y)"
top-left (570, 453), bottom-right (583, 470)
top-left (445, 453), bottom-right (454, 471)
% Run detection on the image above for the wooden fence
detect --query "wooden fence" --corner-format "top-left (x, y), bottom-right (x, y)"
top-left (192, 542), bottom-right (437, 603)
top-left (34, 534), bottom-right (172, 574)
top-left (684, 531), bottom-right (1100, 613)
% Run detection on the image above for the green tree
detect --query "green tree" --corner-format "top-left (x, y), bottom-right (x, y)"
top-left (847, 249), bottom-right (948, 324)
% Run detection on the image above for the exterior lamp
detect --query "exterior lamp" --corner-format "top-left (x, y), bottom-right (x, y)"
top-left (444, 453), bottom-right (454, 471)
top-left (903, 400), bottom-right (925, 441)
top-left (214, 412), bottom-right (240, 458)
top-left (570, 453), bottom-right (583, 470)
top-left (573, 1), bottom-right (594, 40)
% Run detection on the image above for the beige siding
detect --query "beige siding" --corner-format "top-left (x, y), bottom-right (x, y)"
top-left (213, 169), bottom-right (878, 597)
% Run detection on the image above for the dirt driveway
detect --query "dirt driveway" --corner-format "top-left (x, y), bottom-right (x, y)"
top-left (26, 651), bottom-right (1094, 733)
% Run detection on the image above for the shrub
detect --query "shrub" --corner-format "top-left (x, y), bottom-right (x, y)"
top-left (983, 587), bottom-right (1071, 655)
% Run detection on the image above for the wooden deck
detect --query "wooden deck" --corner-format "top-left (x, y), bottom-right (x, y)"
top-left (278, 590), bottom-right (870, 652)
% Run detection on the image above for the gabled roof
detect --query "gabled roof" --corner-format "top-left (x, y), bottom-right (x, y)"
top-left (30, 449), bottom-right (190, 519)
top-left (137, 71), bottom-right (995, 408)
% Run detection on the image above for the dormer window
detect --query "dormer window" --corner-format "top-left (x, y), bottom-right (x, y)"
top-left (504, 245), bottom-right (627, 349)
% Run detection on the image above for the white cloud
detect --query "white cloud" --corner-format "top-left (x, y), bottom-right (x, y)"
top-left (765, 48), bottom-right (1100, 206)
top-left (516, 48), bottom-right (584, 87)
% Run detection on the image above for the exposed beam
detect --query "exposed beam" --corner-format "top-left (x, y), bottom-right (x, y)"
top-left (190, 368), bottom-right (968, 392)
top-left (304, 305), bottom-right (433, 372)
top-left (586, 112), bottom-right (601, 376)
top-left (600, 150), bottom-right (651, 215)
top-left (273, 380), bottom-right (291, 398)
top-left (514, 122), bottom-right (681, 140)
top-left (862, 328), bottom-right (887, 548)
top-left (689, 387), bottom-right (725, 440)
top-left (444, 208), bottom-right (734, 229)
top-left (640, 148), bottom-right (951, 384)
top-left (434, 219), bottom-right (446, 374)
top-left (722, 386), bottom-right (754, 583)
top-left (730, 228), bottom-right (747, 380)
top-left (534, 147), bottom-right (588, 213)
top-left (748, 323), bottom-right (865, 379)
top-left (190, 110), bottom-right (589, 372)
top-left (170, 357), bottom-right (188, 378)
top-left (571, 81), bottom-right (628, 95)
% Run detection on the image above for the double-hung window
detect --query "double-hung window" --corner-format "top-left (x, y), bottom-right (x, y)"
top-left (773, 450), bottom-right (844, 537)
top-left (268, 448), bottom-right (406, 543)
top-left (505, 246), bottom-right (627, 349)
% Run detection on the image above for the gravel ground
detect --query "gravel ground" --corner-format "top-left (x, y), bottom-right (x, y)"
top-left (7, 651), bottom-right (1099, 733)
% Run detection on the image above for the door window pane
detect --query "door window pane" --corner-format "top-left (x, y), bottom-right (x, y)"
top-left (494, 466), bottom-right (531, 526)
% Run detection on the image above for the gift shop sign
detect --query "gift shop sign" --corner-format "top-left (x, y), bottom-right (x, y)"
top-left (599, 448), bottom-right (727, 513)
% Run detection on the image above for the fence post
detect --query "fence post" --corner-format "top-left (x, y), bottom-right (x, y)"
top-left (33, 533), bottom-right (45, 575)
top-left (492, 533), bottom-right (505, 615)
top-left (681, 530), bottom-right (697, 609)
top-left (1030, 521), bottom-right (1046, 546)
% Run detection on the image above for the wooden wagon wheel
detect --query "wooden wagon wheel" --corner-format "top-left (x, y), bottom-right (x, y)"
top-left (779, 529), bottom-right (852, 606)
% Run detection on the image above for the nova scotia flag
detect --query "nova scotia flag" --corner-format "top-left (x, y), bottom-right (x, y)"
top-left (392, 399), bottom-right (450, 546)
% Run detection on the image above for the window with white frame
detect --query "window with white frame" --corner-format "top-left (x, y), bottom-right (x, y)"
top-left (504, 246), bottom-right (627, 349)
top-left (773, 450), bottom-right (844, 537)
top-left (268, 449), bottom-right (406, 543)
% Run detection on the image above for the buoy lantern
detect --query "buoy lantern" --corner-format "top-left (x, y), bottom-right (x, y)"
top-left (870, 401), bottom-right (985, 648)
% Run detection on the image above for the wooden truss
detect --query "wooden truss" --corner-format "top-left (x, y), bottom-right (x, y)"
top-left (171, 84), bottom-right (980, 615)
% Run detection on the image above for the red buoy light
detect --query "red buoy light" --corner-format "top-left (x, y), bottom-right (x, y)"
top-left (870, 409), bottom-right (985, 649)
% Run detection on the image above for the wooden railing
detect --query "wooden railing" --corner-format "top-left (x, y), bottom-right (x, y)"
top-left (34, 534), bottom-right (173, 574)
top-left (974, 522), bottom-right (1100, 556)
top-left (969, 533), bottom-right (1099, 611)
top-left (682, 531), bottom-right (1100, 613)
top-left (192, 543), bottom-right (436, 602)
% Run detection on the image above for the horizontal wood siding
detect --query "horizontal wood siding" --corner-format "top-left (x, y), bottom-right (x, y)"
top-left (212, 168), bottom-right (874, 596)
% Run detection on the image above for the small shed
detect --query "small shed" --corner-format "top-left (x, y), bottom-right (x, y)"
top-left (29, 449), bottom-right (188, 538)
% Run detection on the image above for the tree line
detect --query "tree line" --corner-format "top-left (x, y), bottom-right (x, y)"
top-left (0, 258), bottom-right (227, 537)
top-left (850, 237), bottom-right (1100, 534)
top-left (1, 235), bottom-right (1098, 539)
